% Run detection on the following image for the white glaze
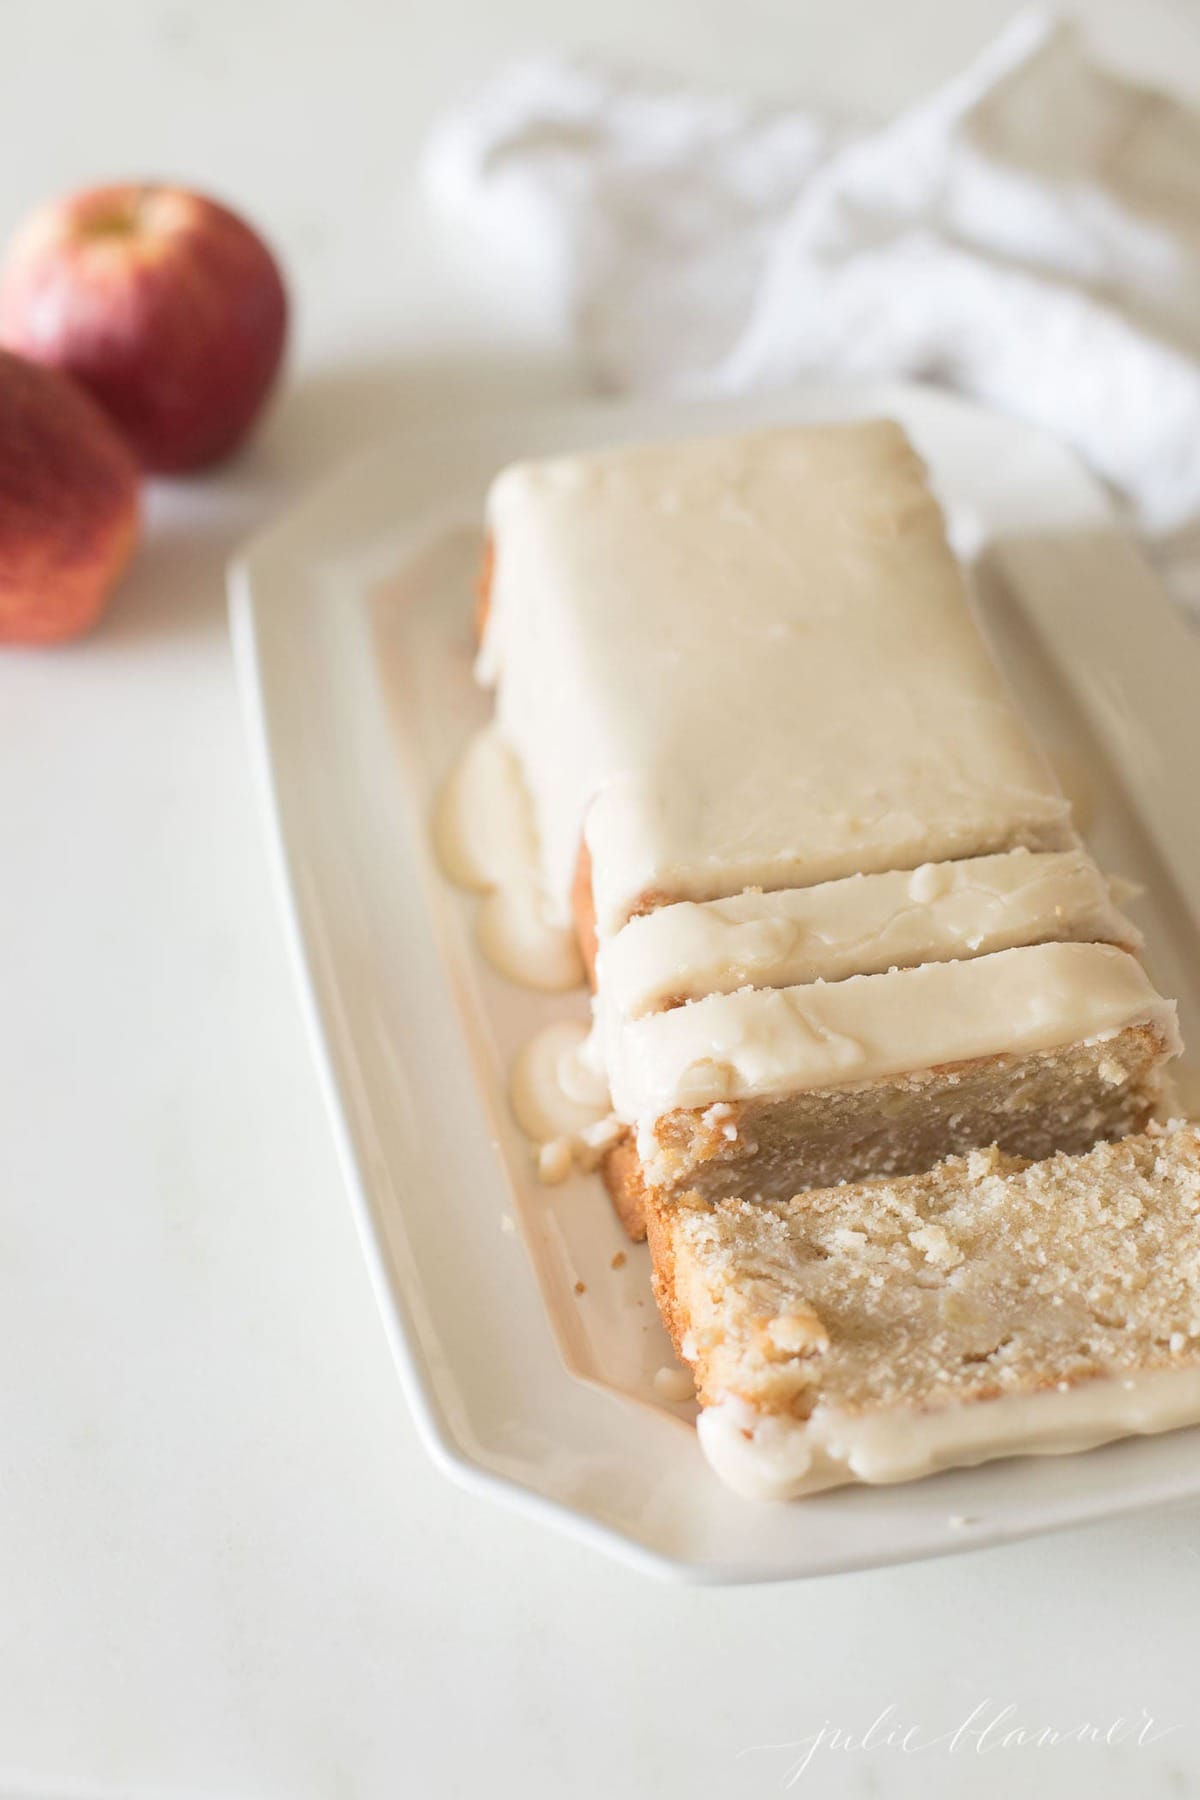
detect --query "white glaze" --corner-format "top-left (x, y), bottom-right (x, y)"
top-left (602, 942), bottom-right (1177, 1128)
top-left (434, 725), bottom-right (584, 991)
top-left (653, 1366), bottom-right (697, 1403)
top-left (698, 1366), bottom-right (1200, 1502)
top-left (509, 1019), bottom-right (610, 1141)
top-left (594, 847), bottom-right (1138, 1023)
top-left (509, 1020), bottom-right (623, 1184)
top-left (481, 422), bottom-right (1073, 938)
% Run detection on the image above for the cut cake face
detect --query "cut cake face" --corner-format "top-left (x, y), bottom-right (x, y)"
top-left (648, 1126), bottom-right (1200, 1500)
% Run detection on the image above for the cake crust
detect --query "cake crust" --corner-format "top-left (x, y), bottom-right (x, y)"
top-left (601, 1136), bottom-right (650, 1243)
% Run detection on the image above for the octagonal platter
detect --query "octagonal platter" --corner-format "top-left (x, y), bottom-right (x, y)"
top-left (230, 382), bottom-right (1200, 1582)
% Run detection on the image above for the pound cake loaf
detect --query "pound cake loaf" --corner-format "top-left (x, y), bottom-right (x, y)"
top-left (648, 1124), bottom-right (1200, 1500)
top-left (464, 419), bottom-right (1178, 1237)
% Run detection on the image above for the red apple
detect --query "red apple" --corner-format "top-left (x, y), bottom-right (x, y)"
top-left (0, 184), bottom-right (288, 472)
top-left (0, 348), bottom-right (139, 643)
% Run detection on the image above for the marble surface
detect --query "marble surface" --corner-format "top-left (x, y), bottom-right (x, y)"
top-left (2, 1), bottom-right (1200, 1795)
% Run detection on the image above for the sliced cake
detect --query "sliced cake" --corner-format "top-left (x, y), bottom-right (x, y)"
top-left (647, 1124), bottom-right (1200, 1500)
top-left (593, 848), bottom-right (1139, 1023)
top-left (602, 941), bottom-right (1176, 1233)
top-left (456, 419), bottom-right (1177, 1239)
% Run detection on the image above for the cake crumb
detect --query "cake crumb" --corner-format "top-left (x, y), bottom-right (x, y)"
top-left (910, 1222), bottom-right (964, 1270)
top-left (966, 1146), bottom-right (1003, 1180)
top-left (611, 1251), bottom-right (627, 1270)
top-left (574, 1280), bottom-right (586, 1296)
top-left (764, 1305), bottom-right (829, 1357)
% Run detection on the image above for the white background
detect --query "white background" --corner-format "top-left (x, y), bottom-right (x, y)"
top-left (3, 1), bottom-right (1200, 1795)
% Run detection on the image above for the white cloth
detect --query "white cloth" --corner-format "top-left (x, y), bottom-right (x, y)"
top-left (426, 10), bottom-right (1200, 596)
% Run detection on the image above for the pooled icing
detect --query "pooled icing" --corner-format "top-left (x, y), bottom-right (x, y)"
top-left (433, 724), bottom-right (584, 991)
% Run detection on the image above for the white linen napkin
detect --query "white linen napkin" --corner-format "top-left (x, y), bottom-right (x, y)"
top-left (425, 10), bottom-right (1200, 599)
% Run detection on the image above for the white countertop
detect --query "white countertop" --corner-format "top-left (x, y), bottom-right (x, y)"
top-left (4, 2), bottom-right (1200, 1795)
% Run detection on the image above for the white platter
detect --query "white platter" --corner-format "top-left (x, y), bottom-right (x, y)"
top-left (229, 381), bottom-right (1200, 1584)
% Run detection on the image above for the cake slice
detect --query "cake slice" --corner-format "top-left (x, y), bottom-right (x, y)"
top-left (601, 940), bottom-right (1177, 1235)
top-left (647, 1124), bottom-right (1200, 1500)
top-left (594, 848), bottom-right (1139, 1024)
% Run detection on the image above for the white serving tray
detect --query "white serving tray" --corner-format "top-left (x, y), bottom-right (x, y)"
top-left (229, 381), bottom-right (1200, 1584)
